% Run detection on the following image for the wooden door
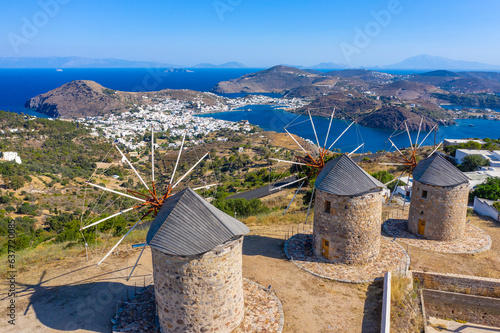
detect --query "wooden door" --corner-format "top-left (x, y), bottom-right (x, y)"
top-left (322, 239), bottom-right (329, 258)
top-left (418, 219), bottom-right (425, 236)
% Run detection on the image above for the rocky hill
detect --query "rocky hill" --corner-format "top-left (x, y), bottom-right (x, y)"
top-left (358, 106), bottom-right (436, 131)
top-left (25, 80), bottom-right (225, 119)
top-left (212, 65), bottom-right (322, 93)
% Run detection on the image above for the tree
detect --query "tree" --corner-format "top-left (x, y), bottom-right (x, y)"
top-left (458, 154), bottom-right (490, 172)
top-left (471, 177), bottom-right (500, 201)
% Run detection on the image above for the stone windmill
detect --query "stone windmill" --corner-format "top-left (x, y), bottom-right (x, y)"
top-left (313, 154), bottom-right (386, 264)
top-left (146, 187), bottom-right (249, 332)
top-left (408, 154), bottom-right (470, 240)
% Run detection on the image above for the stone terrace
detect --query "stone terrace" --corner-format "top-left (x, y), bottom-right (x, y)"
top-left (285, 231), bottom-right (409, 283)
top-left (383, 219), bottom-right (491, 254)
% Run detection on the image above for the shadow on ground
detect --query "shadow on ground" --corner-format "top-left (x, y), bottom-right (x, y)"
top-left (361, 280), bottom-right (384, 333)
top-left (16, 267), bottom-right (150, 332)
top-left (243, 234), bottom-right (287, 259)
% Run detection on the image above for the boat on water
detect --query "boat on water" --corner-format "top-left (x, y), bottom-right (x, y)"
top-left (56, 69), bottom-right (63, 72)
top-left (468, 124), bottom-right (475, 127)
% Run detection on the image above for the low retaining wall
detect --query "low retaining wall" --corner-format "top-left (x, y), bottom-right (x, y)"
top-left (423, 289), bottom-right (500, 327)
top-left (380, 271), bottom-right (391, 333)
top-left (413, 271), bottom-right (500, 298)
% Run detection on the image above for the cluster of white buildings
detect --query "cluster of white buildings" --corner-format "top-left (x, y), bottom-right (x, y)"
top-left (225, 95), bottom-right (309, 110)
top-left (77, 98), bottom-right (253, 150)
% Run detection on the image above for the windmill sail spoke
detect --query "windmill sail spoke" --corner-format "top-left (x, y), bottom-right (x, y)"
top-left (327, 121), bottom-right (354, 151)
top-left (192, 183), bottom-right (218, 191)
top-left (348, 143), bottom-right (364, 157)
top-left (270, 176), bottom-right (307, 192)
top-left (151, 126), bottom-right (155, 184)
top-left (427, 141), bottom-right (443, 158)
top-left (127, 244), bottom-right (146, 281)
top-left (379, 162), bottom-right (406, 166)
top-left (268, 158), bottom-right (308, 166)
top-left (283, 181), bottom-right (305, 215)
top-left (86, 182), bottom-right (147, 202)
top-left (114, 144), bottom-right (151, 193)
top-left (323, 108), bottom-right (335, 149)
top-left (417, 124), bottom-right (437, 148)
top-left (388, 139), bottom-right (411, 163)
top-left (285, 129), bottom-right (309, 156)
top-left (415, 117), bottom-right (423, 148)
top-left (98, 210), bottom-right (152, 266)
top-left (172, 152), bottom-right (210, 189)
top-left (308, 111), bottom-right (321, 150)
top-left (405, 123), bottom-right (414, 152)
top-left (80, 206), bottom-right (137, 231)
top-left (387, 170), bottom-right (407, 205)
top-left (305, 186), bottom-right (315, 223)
top-left (170, 131), bottom-right (186, 185)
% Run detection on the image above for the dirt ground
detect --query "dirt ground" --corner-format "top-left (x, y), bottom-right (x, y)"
top-left (0, 223), bottom-right (383, 333)
top-left (404, 213), bottom-right (500, 278)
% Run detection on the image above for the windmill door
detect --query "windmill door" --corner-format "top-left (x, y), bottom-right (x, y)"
top-left (322, 239), bottom-right (329, 258)
top-left (418, 219), bottom-right (425, 236)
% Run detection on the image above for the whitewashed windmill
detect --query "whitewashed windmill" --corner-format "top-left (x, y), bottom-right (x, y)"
top-left (381, 117), bottom-right (442, 205)
top-left (268, 108), bottom-right (363, 220)
top-left (80, 127), bottom-right (215, 279)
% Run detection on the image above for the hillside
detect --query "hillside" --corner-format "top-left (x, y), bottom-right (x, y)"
top-left (25, 80), bottom-right (225, 119)
top-left (212, 65), bottom-right (323, 93)
top-left (358, 106), bottom-right (436, 131)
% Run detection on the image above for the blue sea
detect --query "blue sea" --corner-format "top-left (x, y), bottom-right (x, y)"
top-left (1, 68), bottom-right (499, 152)
top-left (198, 106), bottom-right (500, 153)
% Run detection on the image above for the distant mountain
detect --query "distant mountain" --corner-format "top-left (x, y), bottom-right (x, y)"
top-left (191, 62), bottom-right (247, 68)
top-left (305, 62), bottom-right (350, 70)
top-left (0, 56), bottom-right (177, 68)
top-left (384, 55), bottom-right (500, 71)
top-left (212, 65), bottom-right (322, 93)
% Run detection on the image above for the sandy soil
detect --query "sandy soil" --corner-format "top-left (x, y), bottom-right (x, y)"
top-left (0, 224), bottom-right (383, 333)
top-left (407, 214), bottom-right (500, 278)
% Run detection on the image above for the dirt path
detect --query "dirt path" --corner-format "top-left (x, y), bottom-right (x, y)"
top-left (0, 224), bottom-right (383, 333)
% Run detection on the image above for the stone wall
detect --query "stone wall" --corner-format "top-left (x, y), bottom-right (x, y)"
top-left (313, 189), bottom-right (383, 264)
top-left (152, 237), bottom-right (245, 333)
top-left (423, 289), bottom-right (500, 327)
top-left (413, 271), bottom-right (500, 298)
top-left (408, 181), bottom-right (469, 240)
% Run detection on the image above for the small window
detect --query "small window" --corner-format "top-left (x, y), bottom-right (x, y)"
top-left (422, 190), bottom-right (428, 199)
top-left (324, 240), bottom-right (329, 247)
top-left (324, 200), bottom-right (331, 213)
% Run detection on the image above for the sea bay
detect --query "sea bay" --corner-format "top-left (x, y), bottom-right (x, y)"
top-left (198, 106), bottom-right (500, 153)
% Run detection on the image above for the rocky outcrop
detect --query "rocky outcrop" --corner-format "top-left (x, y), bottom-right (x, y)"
top-left (358, 106), bottom-right (436, 131)
top-left (25, 80), bottom-right (225, 119)
top-left (212, 65), bottom-right (322, 93)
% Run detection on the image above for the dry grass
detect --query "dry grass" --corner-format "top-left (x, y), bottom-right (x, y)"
top-left (0, 228), bottom-right (149, 278)
top-left (391, 273), bottom-right (424, 333)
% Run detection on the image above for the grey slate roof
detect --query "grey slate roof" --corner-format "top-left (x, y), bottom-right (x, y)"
top-left (412, 154), bottom-right (469, 187)
top-left (146, 188), bottom-right (249, 256)
top-left (315, 154), bottom-right (385, 196)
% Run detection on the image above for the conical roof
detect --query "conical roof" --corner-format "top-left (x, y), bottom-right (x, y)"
top-left (146, 188), bottom-right (249, 256)
top-left (315, 154), bottom-right (385, 196)
top-left (412, 154), bottom-right (469, 187)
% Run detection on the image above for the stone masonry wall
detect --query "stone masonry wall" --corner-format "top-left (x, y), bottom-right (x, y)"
top-left (152, 237), bottom-right (245, 333)
top-left (413, 271), bottom-right (500, 298)
top-left (408, 181), bottom-right (469, 240)
top-left (423, 289), bottom-right (500, 327)
top-left (313, 189), bottom-right (384, 264)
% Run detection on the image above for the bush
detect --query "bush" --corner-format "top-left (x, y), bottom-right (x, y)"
top-left (471, 177), bottom-right (500, 201)
top-left (213, 198), bottom-right (270, 217)
top-left (458, 154), bottom-right (490, 172)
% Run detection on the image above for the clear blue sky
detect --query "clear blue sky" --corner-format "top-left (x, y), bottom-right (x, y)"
top-left (1, 0), bottom-right (499, 67)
